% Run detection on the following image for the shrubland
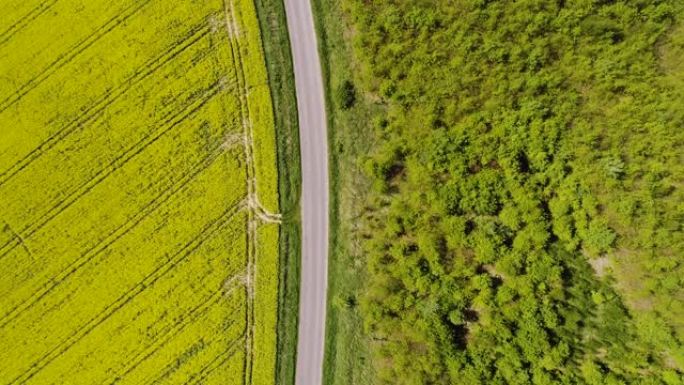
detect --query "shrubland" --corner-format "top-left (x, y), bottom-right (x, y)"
top-left (332, 0), bottom-right (684, 383)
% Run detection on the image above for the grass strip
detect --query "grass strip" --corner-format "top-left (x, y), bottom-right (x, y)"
top-left (252, 0), bottom-right (302, 384)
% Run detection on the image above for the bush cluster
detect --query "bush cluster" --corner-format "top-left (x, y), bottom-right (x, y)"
top-left (342, 0), bottom-right (684, 383)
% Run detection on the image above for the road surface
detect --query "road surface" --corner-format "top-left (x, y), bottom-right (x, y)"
top-left (283, 0), bottom-right (329, 385)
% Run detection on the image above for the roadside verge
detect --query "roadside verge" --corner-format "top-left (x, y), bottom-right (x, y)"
top-left (307, 0), bottom-right (377, 384)
top-left (252, 1), bottom-right (302, 384)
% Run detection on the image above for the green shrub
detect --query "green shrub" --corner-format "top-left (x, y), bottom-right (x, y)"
top-left (336, 79), bottom-right (356, 110)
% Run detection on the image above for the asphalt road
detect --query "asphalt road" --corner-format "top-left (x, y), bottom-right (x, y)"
top-left (283, 1), bottom-right (329, 384)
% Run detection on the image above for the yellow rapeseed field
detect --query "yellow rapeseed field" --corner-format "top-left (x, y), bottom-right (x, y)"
top-left (0, 0), bottom-right (280, 384)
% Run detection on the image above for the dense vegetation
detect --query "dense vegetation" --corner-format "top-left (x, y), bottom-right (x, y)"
top-left (0, 0), bottom-right (281, 383)
top-left (337, 0), bottom-right (684, 384)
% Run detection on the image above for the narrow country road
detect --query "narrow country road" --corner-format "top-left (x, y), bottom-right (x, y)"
top-left (283, 0), bottom-right (329, 385)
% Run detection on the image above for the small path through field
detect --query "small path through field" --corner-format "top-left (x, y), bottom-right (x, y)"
top-left (283, 0), bottom-right (330, 384)
top-left (222, 0), bottom-right (283, 383)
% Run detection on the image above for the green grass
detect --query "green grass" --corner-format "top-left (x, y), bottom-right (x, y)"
top-left (307, 0), bottom-right (377, 384)
top-left (252, 0), bottom-right (302, 384)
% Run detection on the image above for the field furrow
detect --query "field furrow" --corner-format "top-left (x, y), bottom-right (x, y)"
top-left (0, 0), bottom-right (57, 47)
top-left (0, 147), bottom-right (245, 328)
top-left (0, 82), bottom-right (238, 258)
top-left (2, 206), bottom-right (246, 384)
top-left (0, 0), bottom-right (280, 383)
top-left (0, 0), bottom-right (51, 40)
top-left (0, 22), bottom-right (216, 187)
top-left (0, 1), bottom-right (233, 170)
top-left (0, 0), bottom-right (153, 112)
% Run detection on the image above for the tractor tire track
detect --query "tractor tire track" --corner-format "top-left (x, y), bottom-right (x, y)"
top-left (0, 81), bottom-right (225, 260)
top-left (220, 2), bottom-right (259, 384)
top-left (221, 1), bottom-right (282, 383)
top-left (107, 293), bottom-right (227, 385)
top-left (0, 141), bottom-right (234, 329)
top-left (0, 23), bottom-right (211, 188)
top-left (180, 335), bottom-right (245, 385)
top-left (250, 196), bottom-right (282, 224)
top-left (9, 201), bottom-right (246, 385)
top-left (112, 279), bottom-right (245, 385)
top-left (107, 275), bottom-right (244, 385)
top-left (0, 0), bottom-right (154, 114)
top-left (0, 0), bottom-right (58, 47)
top-left (145, 341), bottom-right (207, 385)
top-left (147, 332), bottom-right (244, 385)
